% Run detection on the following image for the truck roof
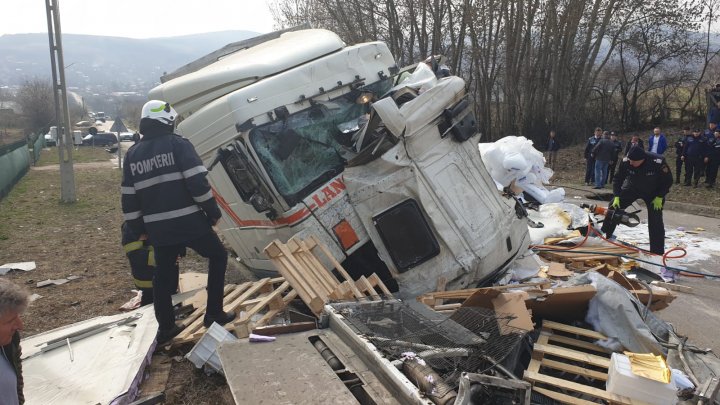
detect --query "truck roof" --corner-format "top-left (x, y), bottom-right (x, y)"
top-left (148, 29), bottom-right (345, 116)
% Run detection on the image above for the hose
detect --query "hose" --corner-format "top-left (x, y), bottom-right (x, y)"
top-left (530, 216), bottom-right (720, 279)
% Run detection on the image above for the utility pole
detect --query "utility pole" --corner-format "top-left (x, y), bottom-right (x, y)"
top-left (45, 0), bottom-right (76, 203)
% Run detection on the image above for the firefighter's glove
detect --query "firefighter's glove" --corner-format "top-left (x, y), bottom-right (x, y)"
top-left (610, 197), bottom-right (620, 209)
top-left (651, 196), bottom-right (663, 211)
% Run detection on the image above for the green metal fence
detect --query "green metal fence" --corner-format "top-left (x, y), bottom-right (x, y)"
top-left (31, 133), bottom-right (43, 164)
top-left (0, 140), bottom-right (30, 200)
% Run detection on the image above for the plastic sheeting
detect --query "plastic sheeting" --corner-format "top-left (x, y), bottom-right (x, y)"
top-left (21, 305), bottom-right (158, 405)
top-left (525, 202), bottom-right (589, 245)
top-left (568, 272), bottom-right (665, 354)
top-left (479, 136), bottom-right (565, 204)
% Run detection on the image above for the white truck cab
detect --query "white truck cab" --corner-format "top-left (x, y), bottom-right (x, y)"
top-left (149, 29), bottom-right (529, 297)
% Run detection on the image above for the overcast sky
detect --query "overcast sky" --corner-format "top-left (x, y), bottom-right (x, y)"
top-left (0, 0), bottom-right (276, 38)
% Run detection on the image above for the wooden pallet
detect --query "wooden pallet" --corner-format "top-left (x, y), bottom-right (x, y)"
top-left (264, 235), bottom-right (393, 316)
top-left (173, 277), bottom-right (298, 345)
top-left (538, 245), bottom-right (637, 269)
top-left (524, 320), bottom-right (635, 404)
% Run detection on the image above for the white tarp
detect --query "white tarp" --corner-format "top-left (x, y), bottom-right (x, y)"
top-left (479, 136), bottom-right (565, 204)
top-left (22, 305), bottom-right (157, 405)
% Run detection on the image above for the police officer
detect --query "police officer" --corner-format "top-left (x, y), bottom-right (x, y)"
top-left (673, 128), bottom-right (689, 184)
top-left (608, 132), bottom-right (623, 183)
top-left (681, 128), bottom-right (708, 187)
top-left (602, 146), bottom-right (674, 280)
top-left (121, 100), bottom-right (235, 344)
top-left (583, 127), bottom-right (602, 185)
top-left (705, 129), bottom-right (720, 188)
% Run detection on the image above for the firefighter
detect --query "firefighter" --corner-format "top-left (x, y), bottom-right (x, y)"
top-left (121, 222), bottom-right (155, 306)
top-left (121, 100), bottom-right (235, 344)
top-left (601, 146), bottom-right (675, 281)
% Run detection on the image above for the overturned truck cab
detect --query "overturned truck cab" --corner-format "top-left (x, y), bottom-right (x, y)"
top-left (148, 28), bottom-right (529, 298)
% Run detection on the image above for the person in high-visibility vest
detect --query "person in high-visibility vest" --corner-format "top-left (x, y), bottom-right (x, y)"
top-left (121, 222), bottom-right (179, 306)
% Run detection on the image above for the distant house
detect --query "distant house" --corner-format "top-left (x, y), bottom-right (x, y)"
top-left (0, 101), bottom-right (20, 114)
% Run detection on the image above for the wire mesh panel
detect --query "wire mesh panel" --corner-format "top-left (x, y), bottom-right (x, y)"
top-left (334, 300), bottom-right (528, 396)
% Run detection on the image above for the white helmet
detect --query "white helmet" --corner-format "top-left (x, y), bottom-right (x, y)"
top-left (141, 100), bottom-right (177, 125)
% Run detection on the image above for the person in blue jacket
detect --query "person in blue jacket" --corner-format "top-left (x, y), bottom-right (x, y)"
top-left (647, 127), bottom-right (667, 155)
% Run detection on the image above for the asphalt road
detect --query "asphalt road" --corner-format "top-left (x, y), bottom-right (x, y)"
top-left (564, 188), bottom-right (720, 354)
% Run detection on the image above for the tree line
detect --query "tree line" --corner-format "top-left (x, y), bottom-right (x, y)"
top-left (270, 0), bottom-right (720, 144)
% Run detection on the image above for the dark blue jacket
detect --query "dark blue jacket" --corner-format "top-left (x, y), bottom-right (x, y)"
top-left (613, 152), bottom-right (673, 198)
top-left (682, 135), bottom-right (708, 158)
top-left (584, 136), bottom-right (601, 159)
top-left (121, 132), bottom-right (221, 246)
top-left (647, 134), bottom-right (667, 154)
top-left (707, 137), bottom-right (720, 160)
top-left (546, 137), bottom-right (560, 152)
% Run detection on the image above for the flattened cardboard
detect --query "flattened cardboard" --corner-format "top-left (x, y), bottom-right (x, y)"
top-left (547, 262), bottom-right (573, 278)
top-left (524, 285), bottom-right (596, 321)
top-left (461, 289), bottom-right (534, 332)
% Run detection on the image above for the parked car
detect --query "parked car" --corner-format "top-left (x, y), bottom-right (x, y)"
top-left (119, 132), bottom-right (135, 141)
top-left (82, 132), bottom-right (117, 147)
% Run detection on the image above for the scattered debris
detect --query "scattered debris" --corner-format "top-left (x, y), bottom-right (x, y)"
top-left (119, 290), bottom-right (143, 311)
top-left (185, 322), bottom-right (238, 374)
top-left (29, 293), bottom-right (42, 302)
top-left (0, 261), bottom-right (35, 275)
top-left (36, 275), bottom-right (80, 287)
top-left (248, 333), bottom-right (275, 343)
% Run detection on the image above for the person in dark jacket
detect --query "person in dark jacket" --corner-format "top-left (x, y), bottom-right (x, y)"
top-left (545, 130), bottom-right (560, 170)
top-left (592, 133), bottom-right (616, 189)
top-left (121, 100), bottom-right (235, 344)
top-left (0, 279), bottom-right (29, 405)
top-left (583, 127), bottom-right (603, 185)
top-left (608, 132), bottom-right (623, 183)
top-left (624, 135), bottom-right (644, 156)
top-left (681, 128), bottom-right (708, 187)
top-left (601, 146), bottom-right (675, 281)
top-left (673, 128), bottom-right (689, 184)
top-left (704, 129), bottom-right (720, 188)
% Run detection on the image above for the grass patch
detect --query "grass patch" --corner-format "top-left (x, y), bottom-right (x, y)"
top-left (37, 146), bottom-right (113, 166)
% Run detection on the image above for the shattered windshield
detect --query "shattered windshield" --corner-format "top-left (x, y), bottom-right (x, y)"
top-left (250, 79), bottom-right (392, 205)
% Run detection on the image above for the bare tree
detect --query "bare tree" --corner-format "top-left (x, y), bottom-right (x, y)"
top-left (679, 0), bottom-right (720, 123)
top-left (15, 78), bottom-right (55, 134)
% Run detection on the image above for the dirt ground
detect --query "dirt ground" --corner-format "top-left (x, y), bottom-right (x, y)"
top-left (0, 147), bottom-right (241, 403)
top-left (2, 141), bottom-right (719, 404)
